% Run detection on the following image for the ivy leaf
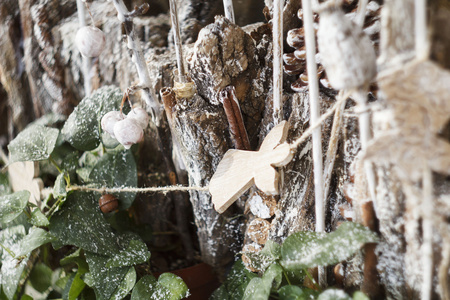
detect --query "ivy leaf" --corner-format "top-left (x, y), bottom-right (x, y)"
top-left (30, 208), bottom-right (49, 227)
top-left (16, 227), bottom-right (55, 257)
top-left (29, 263), bottom-right (53, 293)
top-left (60, 248), bottom-right (89, 275)
top-left (106, 239), bottom-right (150, 268)
top-left (49, 191), bottom-right (119, 256)
top-left (130, 274), bottom-right (189, 300)
top-left (53, 173), bottom-right (67, 199)
top-left (0, 225), bottom-right (29, 300)
top-left (352, 291), bottom-right (369, 300)
top-left (7, 125), bottom-right (59, 164)
top-left (109, 267), bottom-right (136, 300)
top-left (0, 191), bottom-right (30, 224)
top-left (262, 264), bottom-right (283, 291)
top-left (242, 240), bottom-right (281, 272)
top-left (280, 222), bottom-right (378, 271)
top-left (62, 273), bottom-right (85, 300)
top-left (318, 289), bottom-right (352, 300)
top-left (211, 259), bottom-right (257, 300)
top-left (278, 285), bottom-right (319, 300)
top-left (89, 150), bottom-right (137, 209)
top-left (84, 252), bottom-right (131, 300)
top-left (242, 278), bottom-right (268, 300)
top-left (0, 173), bottom-right (11, 196)
top-left (61, 86), bottom-right (123, 151)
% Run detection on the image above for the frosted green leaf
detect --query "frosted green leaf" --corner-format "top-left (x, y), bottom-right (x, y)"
top-left (49, 191), bottom-right (119, 256)
top-left (62, 272), bottom-right (85, 300)
top-left (29, 263), bottom-right (52, 293)
top-left (89, 149), bottom-right (137, 209)
top-left (30, 208), bottom-right (49, 226)
top-left (242, 240), bottom-right (281, 272)
top-left (130, 274), bottom-right (189, 300)
top-left (84, 251), bottom-right (130, 300)
top-left (0, 225), bottom-right (28, 300)
top-left (242, 278), bottom-right (268, 300)
top-left (262, 264), bottom-right (283, 290)
top-left (16, 227), bottom-right (55, 257)
top-left (278, 286), bottom-right (319, 300)
top-left (106, 239), bottom-right (150, 267)
top-left (0, 191), bottom-right (30, 223)
top-left (29, 113), bottom-right (66, 127)
top-left (53, 173), bottom-right (67, 198)
top-left (318, 289), bottom-right (351, 300)
top-left (353, 291), bottom-right (370, 300)
top-left (61, 86), bottom-right (123, 151)
top-left (60, 248), bottom-right (89, 275)
top-left (211, 259), bottom-right (256, 300)
top-left (7, 125), bottom-right (59, 164)
top-left (109, 267), bottom-right (136, 300)
top-left (280, 222), bottom-right (378, 270)
top-left (0, 173), bottom-right (11, 196)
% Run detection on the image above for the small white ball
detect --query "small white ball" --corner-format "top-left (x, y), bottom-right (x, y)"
top-left (101, 111), bottom-right (124, 139)
top-left (127, 107), bottom-right (149, 129)
top-left (75, 26), bottom-right (106, 58)
top-left (114, 118), bottom-right (144, 149)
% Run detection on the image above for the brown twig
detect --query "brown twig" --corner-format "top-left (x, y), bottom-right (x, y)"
top-left (219, 86), bottom-right (251, 150)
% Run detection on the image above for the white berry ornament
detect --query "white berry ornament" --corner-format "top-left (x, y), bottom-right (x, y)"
top-left (316, 1), bottom-right (376, 90)
top-left (113, 118), bottom-right (144, 149)
top-left (101, 111), bottom-right (124, 138)
top-left (127, 107), bottom-right (149, 129)
top-left (75, 26), bottom-right (106, 58)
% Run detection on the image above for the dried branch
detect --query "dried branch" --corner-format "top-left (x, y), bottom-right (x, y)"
top-left (272, 0), bottom-right (284, 124)
top-left (111, 0), bottom-right (160, 121)
top-left (223, 0), bottom-right (235, 23)
top-left (302, 0), bottom-right (326, 287)
top-left (169, 0), bottom-right (187, 83)
top-left (220, 86), bottom-right (250, 150)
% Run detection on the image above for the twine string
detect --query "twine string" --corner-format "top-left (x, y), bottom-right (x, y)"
top-left (67, 92), bottom-right (351, 194)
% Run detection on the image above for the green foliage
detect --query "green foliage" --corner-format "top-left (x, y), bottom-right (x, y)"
top-left (210, 260), bottom-right (257, 300)
top-left (106, 239), bottom-right (151, 268)
top-left (214, 222), bottom-right (376, 300)
top-left (0, 173), bottom-right (11, 196)
top-left (280, 222), bottom-right (378, 270)
top-left (0, 225), bottom-right (29, 300)
top-left (88, 149), bottom-right (137, 209)
top-left (29, 208), bottom-right (49, 226)
top-left (61, 86), bottom-right (124, 151)
top-left (130, 274), bottom-right (189, 300)
top-left (16, 227), bottom-right (55, 257)
top-left (29, 263), bottom-right (53, 293)
top-left (7, 125), bottom-right (59, 164)
top-left (0, 191), bottom-right (30, 224)
top-left (49, 191), bottom-right (120, 256)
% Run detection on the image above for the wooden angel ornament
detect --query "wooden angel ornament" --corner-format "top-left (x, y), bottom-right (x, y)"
top-left (210, 121), bottom-right (294, 213)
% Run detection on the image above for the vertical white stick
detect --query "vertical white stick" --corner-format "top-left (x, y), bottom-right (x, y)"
top-left (353, 90), bottom-right (377, 211)
top-left (169, 0), bottom-right (187, 83)
top-left (112, 0), bottom-right (160, 121)
top-left (415, 0), bottom-right (428, 59)
top-left (302, 0), bottom-right (326, 287)
top-left (355, 0), bottom-right (369, 28)
top-left (421, 164), bottom-right (433, 300)
top-left (223, 0), bottom-right (235, 23)
top-left (272, 0), bottom-right (283, 124)
top-left (76, 0), bottom-right (92, 96)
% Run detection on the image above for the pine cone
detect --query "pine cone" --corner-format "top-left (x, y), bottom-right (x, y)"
top-left (284, 1), bottom-right (382, 93)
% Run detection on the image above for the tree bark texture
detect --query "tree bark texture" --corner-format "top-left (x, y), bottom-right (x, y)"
top-left (0, 0), bottom-right (449, 298)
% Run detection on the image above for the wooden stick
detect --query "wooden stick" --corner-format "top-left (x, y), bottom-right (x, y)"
top-left (302, 0), bottom-right (326, 287)
top-left (421, 164), bottom-right (434, 300)
top-left (169, 0), bottom-right (187, 83)
top-left (415, 0), bottom-right (428, 59)
top-left (223, 0), bottom-right (235, 23)
top-left (76, 0), bottom-right (92, 96)
top-left (272, 0), bottom-right (284, 124)
top-left (323, 92), bottom-right (346, 202)
top-left (111, 0), bottom-right (160, 121)
top-left (355, 0), bottom-right (368, 28)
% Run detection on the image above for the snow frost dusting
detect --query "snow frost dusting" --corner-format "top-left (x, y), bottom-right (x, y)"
top-left (248, 194), bottom-right (271, 219)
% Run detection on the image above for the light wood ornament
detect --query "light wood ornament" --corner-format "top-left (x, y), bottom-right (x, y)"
top-left (210, 121), bottom-right (294, 213)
